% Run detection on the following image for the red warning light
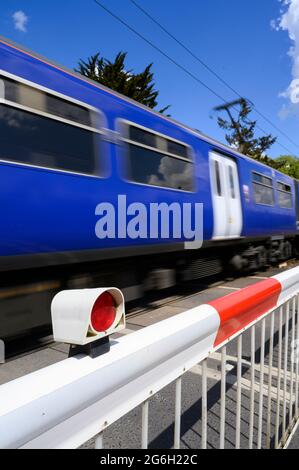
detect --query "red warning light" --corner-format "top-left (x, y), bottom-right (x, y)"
top-left (90, 291), bottom-right (116, 332)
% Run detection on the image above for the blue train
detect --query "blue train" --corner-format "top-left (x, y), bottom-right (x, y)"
top-left (0, 36), bottom-right (298, 338)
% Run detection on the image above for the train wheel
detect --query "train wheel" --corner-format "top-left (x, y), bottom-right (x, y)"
top-left (285, 241), bottom-right (292, 259)
top-left (256, 246), bottom-right (268, 270)
top-left (280, 241), bottom-right (292, 261)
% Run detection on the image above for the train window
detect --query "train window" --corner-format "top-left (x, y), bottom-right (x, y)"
top-left (228, 166), bottom-right (236, 199)
top-left (129, 126), bottom-right (156, 148)
top-left (167, 140), bottom-right (189, 159)
top-left (127, 145), bottom-right (194, 191)
top-left (2, 76), bottom-right (18, 102)
top-left (0, 104), bottom-right (99, 175)
top-left (1, 76), bottom-right (92, 127)
top-left (128, 126), bottom-right (190, 161)
top-left (45, 94), bottom-right (92, 127)
top-left (252, 172), bottom-right (274, 206)
top-left (214, 160), bottom-right (222, 196)
top-left (252, 172), bottom-right (273, 187)
top-left (125, 124), bottom-right (194, 191)
top-left (277, 182), bottom-right (292, 209)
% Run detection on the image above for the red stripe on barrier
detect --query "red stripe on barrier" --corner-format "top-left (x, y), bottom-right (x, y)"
top-left (209, 278), bottom-right (281, 347)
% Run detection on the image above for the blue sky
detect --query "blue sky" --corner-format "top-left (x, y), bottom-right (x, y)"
top-left (1, 0), bottom-right (299, 158)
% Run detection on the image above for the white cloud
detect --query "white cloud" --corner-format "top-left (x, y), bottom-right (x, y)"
top-left (12, 10), bottom-right (28, 32)
top-left (273, 1), bottom-right (299, 116)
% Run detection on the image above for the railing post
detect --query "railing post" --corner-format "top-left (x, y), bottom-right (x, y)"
top-left (266, 311), bottom-right (275, 448)
top-left (275, 307), bottom-right (283, 448)
top-left (174, 377), bottom-right (182, 449)
top-left (235, 335), bottom-right (242, 449)
top-left (95, 432), bottom-right (103, 449)
top-left (282, 302), bottom-right (290, 443)
top-left (249, 325), bottom-right (255, 449)
top-left (257, 318), bottom-right (266, 449)
top-left (141, 400), bottom-right (149, 449)
top-left (220, 346), bottom-right (226, 449)
top-left (201, 360), bottom-right (208, 449)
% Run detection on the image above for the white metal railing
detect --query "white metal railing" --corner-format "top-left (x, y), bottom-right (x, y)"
top-left (209, 298), bottom-right (299, 449)
top-left (0, 269), bottom-right (299, 449)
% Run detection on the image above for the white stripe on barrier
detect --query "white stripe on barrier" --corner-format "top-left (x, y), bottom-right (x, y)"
top-left (0, 304), bottom-right (219, 449)
top-left (1, 264), bottom-right (299, 449)
top-left (274, 265), bottom-right (299, 305)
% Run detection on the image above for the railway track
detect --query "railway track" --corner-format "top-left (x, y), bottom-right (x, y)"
top-left (1, 262), bottom-right (298, 450)
top-left (2, 258), bottom-right (299, 366)
top-left (126, 258), bottom-right (299, 318)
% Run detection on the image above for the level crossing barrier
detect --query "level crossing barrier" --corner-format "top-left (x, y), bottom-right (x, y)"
top-left (0, 267), bottom-right (299, 448)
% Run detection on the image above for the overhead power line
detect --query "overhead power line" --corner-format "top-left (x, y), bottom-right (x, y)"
top-left (92, 0), bottom-right (297, 156)
top-left (130, 0), bottom-right (299, 154)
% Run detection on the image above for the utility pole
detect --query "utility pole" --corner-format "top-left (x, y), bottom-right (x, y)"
top-left (214, 98), bottom-right (247, 154)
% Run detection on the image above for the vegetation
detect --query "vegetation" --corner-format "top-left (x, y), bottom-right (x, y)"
top-left (272, 155), bottom-right (299, 179)
top-left (214, 98), bottom-right (276, 160)
top-left (76, 54), bottom-right (299, 177)
top-left (214, 97), bottom-right (299, 177)
top-left (76, 51), bottom-right (170, 114)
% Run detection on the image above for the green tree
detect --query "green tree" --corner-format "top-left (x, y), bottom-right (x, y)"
top-left (76, 51), bottom-right (170, 114)
top-left (272, 155), bottom-right (299, 179)
top-left (214, 98), bottom-right (276, 161)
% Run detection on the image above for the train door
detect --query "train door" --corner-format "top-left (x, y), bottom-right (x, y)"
top-left (209, 152), bottom-right (243, 239)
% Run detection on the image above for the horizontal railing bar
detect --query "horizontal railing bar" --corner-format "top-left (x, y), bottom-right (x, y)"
top-left (284, 419), bottom-right (299, 449)
top-left (0, 304), bottom-right (220, 449)
top-left (191, 363), bottom-right (292, 400)
top-left (210, 352), bottom-right (294, 379)
top-left (1, 265), bottom-right (299, 450)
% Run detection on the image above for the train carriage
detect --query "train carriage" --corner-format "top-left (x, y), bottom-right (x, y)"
top-left (0, 36), bottom-right (298, 338)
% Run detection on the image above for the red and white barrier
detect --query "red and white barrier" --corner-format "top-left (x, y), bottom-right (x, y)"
top-left (1, 266), bottom-right (299, 449)
top-left (209, 265), bottom-right (299, 347)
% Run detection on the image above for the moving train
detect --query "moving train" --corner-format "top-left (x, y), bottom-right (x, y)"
top-left (0, 36), bottom-right (298, 338)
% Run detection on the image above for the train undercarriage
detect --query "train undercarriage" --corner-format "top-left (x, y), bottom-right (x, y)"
top-left (1, 235), bottom-right (298, 340)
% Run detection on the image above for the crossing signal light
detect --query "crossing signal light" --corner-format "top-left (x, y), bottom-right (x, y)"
top-left (51, 287), bottom-right (125, 356)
